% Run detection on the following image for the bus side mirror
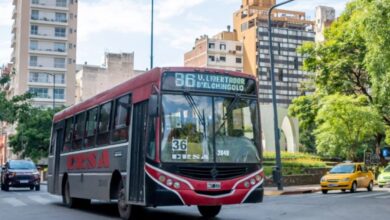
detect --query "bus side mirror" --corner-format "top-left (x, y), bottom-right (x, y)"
top-left (148, 94), bottom-right (159, 117)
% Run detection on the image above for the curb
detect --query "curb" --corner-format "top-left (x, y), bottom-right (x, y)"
top-left (264, 188), bottom-right (321, 196)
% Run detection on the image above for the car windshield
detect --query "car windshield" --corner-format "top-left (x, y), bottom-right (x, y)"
top-left (384, 166), bottom-right (390, 172)
top-left (9, 161), bottom-right (36, 170)
top-left (160, 94), bottom-right (261, 163)
top-left (329, 165), bottom-right (355, 174)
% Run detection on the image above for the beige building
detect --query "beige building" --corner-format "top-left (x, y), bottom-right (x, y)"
top-left (75, 52), bottom-right (143, 103)
top-left (10, 0), bottom-right (78, 108)
top-left (184, 30), bottom-right (244, 72)
top-left (315, 6), bottom-right (336, 42)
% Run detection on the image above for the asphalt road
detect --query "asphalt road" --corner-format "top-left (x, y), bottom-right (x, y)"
top-left (1, 185), bottom-right (390, 220)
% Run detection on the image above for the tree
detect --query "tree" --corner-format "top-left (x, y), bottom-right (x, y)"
top-left (288, 95), bottom-right (318, 153)
top-left (315, 95), bottom-right (384, 161)
top-left (8, 108), bottom-right (56, 162)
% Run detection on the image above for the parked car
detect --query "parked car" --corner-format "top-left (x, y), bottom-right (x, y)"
top-left (320, 163), bottom-right (374, 194)
top-left (378, 165), bottom-right (390, 188)
top-left (0, 160), bottom-right (40, 191)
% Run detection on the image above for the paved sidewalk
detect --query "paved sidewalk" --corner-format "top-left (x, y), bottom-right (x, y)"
top-left (264, 184), bottom-right (321, 196)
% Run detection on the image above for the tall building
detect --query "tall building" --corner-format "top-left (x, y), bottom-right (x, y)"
top-left (184, 30), bottom-right (244, 72)
top-left (233, 0), bottom-right (315, 105)
top-left (75, 52), bottom-right (143, 103)
top-left (315, 6), bottom-right (336, 42)
top-left (10, 0), bottom-right (78, 107)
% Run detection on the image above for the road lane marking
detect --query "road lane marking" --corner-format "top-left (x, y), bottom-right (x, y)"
top-left (354, 192), bottom-right (387, 198)
top-left (28, 195), bottom-right (51, 204)
top-left (375, 194), bottom-right (390, 199)
top-left (2, 198), bottom-right (26, 207)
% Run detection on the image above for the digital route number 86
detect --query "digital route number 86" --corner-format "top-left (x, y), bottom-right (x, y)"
top-left (175, 73), bottom-right (196, 88)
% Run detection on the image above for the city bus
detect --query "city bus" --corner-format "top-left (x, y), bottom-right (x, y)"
top-left (48, 67), bottom-right (264, 219)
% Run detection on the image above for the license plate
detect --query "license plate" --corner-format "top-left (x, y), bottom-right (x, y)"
top-left (328, 184), bottom-right (338, 187)
top-left (20, 180), bottom-right (29, 184)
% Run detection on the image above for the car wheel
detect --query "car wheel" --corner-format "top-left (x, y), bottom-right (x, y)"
top-left (118, 180), bottom-right (132, 220)
top-left (350, 182), bottom-right (357, 193)
top-left (341, 189), bottom-right (346, 192)
top-left (198, 205), bottom-right (222, 218)
top-left (35, 185), bottom-right (40, 191)
top-left (367, 181), bottom-right (373, 192)
top-left (30, 186), bottom-right (34, 190)
top-left (0, 183), bottom-right (4, 191)
top-left (322, 190), bottom-right (328, 194)
top-left (379, 185), bottom-right (384, 188)
top-left (3, 183), bottom-right (9, 192)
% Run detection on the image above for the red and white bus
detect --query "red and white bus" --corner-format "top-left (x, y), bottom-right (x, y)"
top-left (48, 67), bottom-right (264, 219)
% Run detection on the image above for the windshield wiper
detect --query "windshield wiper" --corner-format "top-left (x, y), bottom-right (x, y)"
top-left (216, 94), bottom-right (241, 134)
top-left (184, 92), bottom-right (206, 128)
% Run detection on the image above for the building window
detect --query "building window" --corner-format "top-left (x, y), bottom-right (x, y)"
top-left (30, 56), bottom-right (38, 66)
top-left (236, 57), bottom-right (242, 64)
top-left (208, 43), bottom-right (215, 49)
top-left (32, 0), bottom-right (39, 4)
top-left (220, 44), bottom-right (226, 50)
top-left (55, 73), bottom-right (65, 84)
top-left (236, 45), bottom-right (242, 51)
top-left (31, 10), bottom-right (39, 20)
top-left (54, 88), bottom-right (65, 99)
top-left (56, 0), bottom-right (67, 7)
top-left (29, 87), bottom-right (48, 98)
top-left (54, 42), bottom-right (66, 52)
top-left (30, 40), bottom-right (38, 50)
top-left (55, 27), bottom-right (66, 37)
top-left (55, 12), bottom-right (67, 22)
top-left (31, 25), bottom-right (38, 35)
top-left (219, 56), bottom-right (226, 62)
top-left (54, 58), bottom-right (65, 68)
top-left (208, 55), bottom-right (215, 62)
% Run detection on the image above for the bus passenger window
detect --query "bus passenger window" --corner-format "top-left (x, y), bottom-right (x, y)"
top-left (85, 108), bottom-right (98, 148)
top-left (73, 112), bottom-right (86, 150)
top-left (63, 118), bottom-right (74, 152)
top-left (97, 102), bottom-right (112, 146)
top-left (112, 95), bottom-right (131, 142)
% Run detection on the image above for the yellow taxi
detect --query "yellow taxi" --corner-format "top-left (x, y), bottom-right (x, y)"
top-left (320, 163), bottom-right (374, 194)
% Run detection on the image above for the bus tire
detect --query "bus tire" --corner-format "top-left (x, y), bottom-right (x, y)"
top-left (118, 181), bottom-right (132, 220)
top-left (198, 205), bottom-right (222, 218)
top-left (62, 179), bottom-right (90, 208)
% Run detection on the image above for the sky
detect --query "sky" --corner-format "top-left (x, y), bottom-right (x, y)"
top-left (0, 0), bottom-right (349, 71)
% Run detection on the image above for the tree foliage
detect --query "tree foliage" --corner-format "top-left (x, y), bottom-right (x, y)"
top-left (289, 0), bottom-right (390, 158)
top-left (315, 95), bottom-right (384, 160)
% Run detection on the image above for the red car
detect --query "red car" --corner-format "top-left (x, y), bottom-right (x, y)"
top-left (1, 160), bottom-right (40, 191)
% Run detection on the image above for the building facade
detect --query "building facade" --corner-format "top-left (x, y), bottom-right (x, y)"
top-left (233, 0), bottom-right (315, 105)
top-left (75, 53), bottom-right (142, 103)
top-left (11, 0), bottom-right (78, 108)
top-left (315, 6), bottom-right (336, 42)
top-left (184, 31), bottom-right (244, 72)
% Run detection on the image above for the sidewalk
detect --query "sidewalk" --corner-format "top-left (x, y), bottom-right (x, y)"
top-left (264, 184), bottom-right (321, 196)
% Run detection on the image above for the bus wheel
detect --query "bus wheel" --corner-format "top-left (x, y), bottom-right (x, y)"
top-left (118, 182), bottom-right (132, 220)
top-left (198, 205), bottom-right (222, 218)
top-left (62, 179), bottom-right (90, 208)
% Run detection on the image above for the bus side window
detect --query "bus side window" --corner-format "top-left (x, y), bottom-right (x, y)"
top-left (73, 112), bottom-right (86, 150)
top-left (146, 118), bottom-right (156, 160)
top-left (112, 95), bottom-right (131, 143)
top-left (63, 118), bottom-right (74, 152)
top-left (97, 102), bottom-right (112, 146)
top-left (85, 107), bottom-right (98, 148)
top-left (49, 124), bottom-right (57, 156)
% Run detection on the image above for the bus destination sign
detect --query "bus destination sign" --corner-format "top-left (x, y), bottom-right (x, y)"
top-left (162, 72), bottom-right (256, 94)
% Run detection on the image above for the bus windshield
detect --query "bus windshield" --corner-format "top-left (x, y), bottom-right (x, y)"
top-left (161, 94), bottom-right (260, 164)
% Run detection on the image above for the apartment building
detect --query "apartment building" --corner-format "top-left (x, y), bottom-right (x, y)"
top-left (233, 0), bottom-right (315, 105)
top-left (184, 30), bottom-right (244, 72)
top-left (11, 0), bottom-right (78, 107)
top-left (75, 53), bottom-right (143, 103)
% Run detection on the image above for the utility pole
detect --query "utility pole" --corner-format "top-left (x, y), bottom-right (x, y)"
top-left (150, 0), bottom-right (154, 70)
top-left (268, 0), bottom-right (295, 191)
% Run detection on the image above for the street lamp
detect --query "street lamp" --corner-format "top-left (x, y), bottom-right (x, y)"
top-left (268, 0), bottom-right (295, 191)
top-left (47, 73), bottom-right (56, 109)
top-left (150, 0), bottom-right (154, 70)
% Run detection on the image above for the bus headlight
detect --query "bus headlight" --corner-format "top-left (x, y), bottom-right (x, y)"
top-left (250, 178), bottom-right (256, 185)
top-left (166, 179), bottom-right (173, 187)
top-left (244, 181), bottom-right (250, 188)
top-left (159, 175), bottom-right (166, 183)
top-left (173, 182), bottom-right (181, 189)
top-left (255, 175), bottom-right (262, 182)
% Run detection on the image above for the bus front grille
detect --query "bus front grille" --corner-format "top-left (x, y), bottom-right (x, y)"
top-left (177, 166), bottom-right (248, 180)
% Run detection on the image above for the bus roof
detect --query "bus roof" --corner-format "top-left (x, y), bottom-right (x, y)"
top-left (53, 67), bottom-right (256, 123)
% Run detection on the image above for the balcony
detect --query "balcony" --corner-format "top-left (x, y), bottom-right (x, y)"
top-left (30, 32), bottom-right (67, 41)
top-left (12, 7), bottom-right (16, 19)
top-left (31, 2), bottom-right (69, 11)
top-left (29, 64), bottom-right (67, 72)
top-left (11, 36), bottom-right (16, 48)
top-left (12, 21), bottom-right (16, 34)
top-left (29, 47), bottom-right (67, 56)
top-left (30, 17), bottom-right (68, 26)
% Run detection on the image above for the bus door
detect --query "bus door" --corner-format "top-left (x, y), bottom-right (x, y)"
top-left (48, 122), bottom-right (64, 194)
top-left (126, 101), bottom-right (148, 204)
